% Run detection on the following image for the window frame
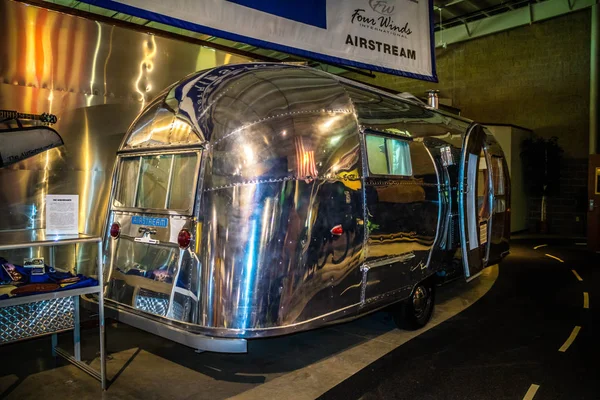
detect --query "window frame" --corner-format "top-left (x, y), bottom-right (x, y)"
top-left (363, 129), bottom-right (414, 178)
top-left (111, 149), bottom-right (201, 216)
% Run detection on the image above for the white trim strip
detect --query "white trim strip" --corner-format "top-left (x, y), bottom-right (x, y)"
top-left (559, 326), bottom-right (581, 352)
top-left (523, 384), bottom-right (540, 400)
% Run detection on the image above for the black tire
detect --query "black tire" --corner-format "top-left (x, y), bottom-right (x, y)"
top-left (392, 280), bottom-right (435, 330)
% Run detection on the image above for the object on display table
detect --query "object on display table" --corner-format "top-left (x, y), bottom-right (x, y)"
top-left (11, 283), bottom-right (61, 295)
top-left (24, 257), bottom-right (46, 275)
top-left (0, 257), bottom-right (98, 300)
top-left (1, 262), bottom-right (24, 283)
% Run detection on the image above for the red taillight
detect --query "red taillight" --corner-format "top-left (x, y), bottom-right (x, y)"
top-left (178, 229), bottom-right (191, 249)
top-left (330, 224), bottom-right (343, 236)
top-left (110, 222), bottom-right (121, 238)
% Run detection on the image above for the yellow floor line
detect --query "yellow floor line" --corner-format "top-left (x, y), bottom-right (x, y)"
top-left (544, 254), bottom-right (564, 263)
top-left (583, 292), bottom-right (589, 309)
top-left (559, 326), bottom-right (581, 352)
top-left (572, 270), bottom-right (583, 281)
top-left (533, 244), bottom-right (547, 250)
top-left (523, 384), bottom-right (540, 400)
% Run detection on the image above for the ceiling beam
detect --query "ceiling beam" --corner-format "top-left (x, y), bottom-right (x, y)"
top-left (435, 0), bottom-right (596, 47)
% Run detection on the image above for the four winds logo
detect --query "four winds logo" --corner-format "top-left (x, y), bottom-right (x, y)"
top-left (368, 0), bottom-right (396, 15)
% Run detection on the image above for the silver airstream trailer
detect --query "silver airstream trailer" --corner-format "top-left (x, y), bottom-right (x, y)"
top-left (102, 63), bottom-right (510, 353)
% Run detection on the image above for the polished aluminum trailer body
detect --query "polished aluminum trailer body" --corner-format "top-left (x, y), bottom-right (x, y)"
top-left (102, 63), bottom-right (510, 351)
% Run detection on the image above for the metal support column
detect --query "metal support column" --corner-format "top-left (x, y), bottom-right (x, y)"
top-left (98, 240), bottom-right (106, 390)
top-left (73, 296), bottom-right (81, 361)
top-left (51, 334), bottom-right (58, 356)
top-left (591, 4), bottom-right (599, 155)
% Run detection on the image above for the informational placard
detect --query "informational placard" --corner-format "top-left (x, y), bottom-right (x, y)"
top-left (78, 0), bottom-right (437, 81)
top-left (46, 195), bottom-right (79, 234)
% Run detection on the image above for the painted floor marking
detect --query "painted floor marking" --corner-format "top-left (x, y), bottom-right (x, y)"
top-left (544, 254), bottom-right (564, 263)
top-left (559, 326), bottom-right (581, 352)
top-left (572, 270), bottom-right (583, 281)
top-left (533, 244), bottom-right (548, 250)
top-left (575, 242), bottom-right (587, 246)
top-left (583, 292), bottom-right (589, 309)
top-left (523, 384), bottom-right (540, 400)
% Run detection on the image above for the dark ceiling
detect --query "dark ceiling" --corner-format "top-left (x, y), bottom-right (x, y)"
top-left (433, 0), bottom-right (550, 30)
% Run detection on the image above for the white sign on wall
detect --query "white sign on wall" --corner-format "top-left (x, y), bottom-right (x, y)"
top-left (79, 0), bottom-right (437, 81)
top-left (46, 195), bottom-right (79, 235)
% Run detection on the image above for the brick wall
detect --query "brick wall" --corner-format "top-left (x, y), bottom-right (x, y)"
top-left (527, 159), bottom-right (589, 236)
top-left (346, 10), bottom-right (592, 235)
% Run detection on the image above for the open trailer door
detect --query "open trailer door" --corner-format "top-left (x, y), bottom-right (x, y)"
top-left (459, 124), bottom-right (493, 280)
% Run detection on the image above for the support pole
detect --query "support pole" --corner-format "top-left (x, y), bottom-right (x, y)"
top-left (591, 4), bottom-right (599, 155)
top-left (73, 296), bottom-right (81, 362)
top-left (98, 240), bottom-right (106, 390)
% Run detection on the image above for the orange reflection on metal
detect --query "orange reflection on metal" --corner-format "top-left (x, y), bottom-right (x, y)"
top-left (69, 17), bottom-right (88, 93)
top-left (41, 9), bottom-right (57, 91)
top-left (56, 12), bottom-right (72, 92)
top-left (24, 6), bottom-right (38, 88)
top-left (295, 136), bottom-right (318, 178)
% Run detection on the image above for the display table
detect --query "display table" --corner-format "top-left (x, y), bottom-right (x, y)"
top-left (0, 229), bottom-right (106, 390)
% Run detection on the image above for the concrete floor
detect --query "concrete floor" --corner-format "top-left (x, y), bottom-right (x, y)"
top-left (0, 265), bottom-right (497, 400)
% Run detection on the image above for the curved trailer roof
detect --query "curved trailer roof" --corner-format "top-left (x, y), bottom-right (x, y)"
top-left (119, 63), bottom-right (473, 152)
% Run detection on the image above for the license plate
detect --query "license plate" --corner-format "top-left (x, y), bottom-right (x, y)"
top-left (131, 216), bottom-right (168, 228)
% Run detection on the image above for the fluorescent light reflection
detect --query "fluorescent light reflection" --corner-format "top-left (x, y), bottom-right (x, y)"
top-left (86, 21), bottom-right (102, 107)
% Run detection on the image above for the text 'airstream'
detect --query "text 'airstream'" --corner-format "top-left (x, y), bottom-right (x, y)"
top-left (102, 63), bottom-right (510, 353)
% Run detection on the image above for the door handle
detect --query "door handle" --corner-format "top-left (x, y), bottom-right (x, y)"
top-left (590, 199), bottom-right (596, 212)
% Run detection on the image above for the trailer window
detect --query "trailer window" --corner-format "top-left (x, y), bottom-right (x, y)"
top-left (168, 154), bottom-right (197, 210)
top-left (136, 155), bottom-right (172, 209)
top-left (113, 152), bottom-right (198, 212)
top-left (365, 134), bottom-right (412, 176)
top-left (115, 157), bottom-right (140, 207)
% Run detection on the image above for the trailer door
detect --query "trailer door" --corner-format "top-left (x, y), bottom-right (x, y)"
top-left (459, 124), bottom-right (493, 280)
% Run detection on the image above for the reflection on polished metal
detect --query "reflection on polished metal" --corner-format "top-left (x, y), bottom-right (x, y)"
top-left (100, 63), bottom-right (511, 350)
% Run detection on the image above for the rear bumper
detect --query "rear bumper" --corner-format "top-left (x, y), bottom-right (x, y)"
top-left (87, 297), bottom-right (247, 353)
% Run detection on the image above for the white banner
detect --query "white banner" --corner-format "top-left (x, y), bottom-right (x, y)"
top-left (80, 0), bottom-right (437, 81)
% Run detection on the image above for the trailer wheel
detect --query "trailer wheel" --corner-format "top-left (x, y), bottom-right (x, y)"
top-left (392, 280), bottom-right (435, 330)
